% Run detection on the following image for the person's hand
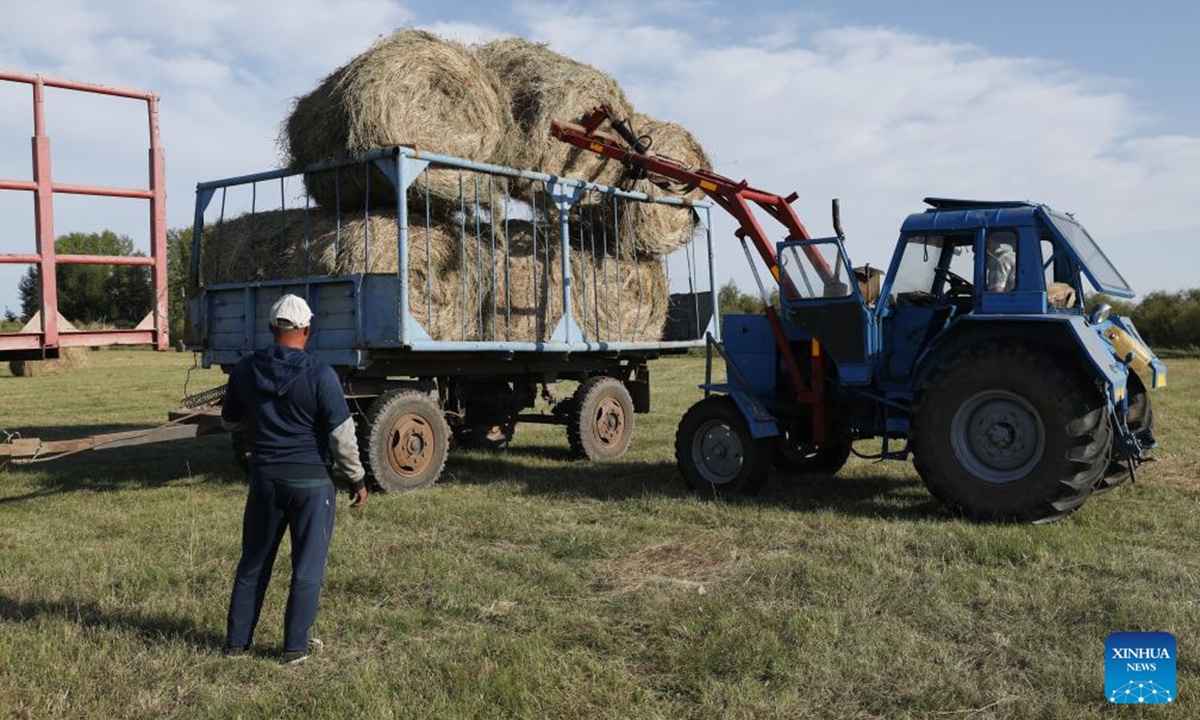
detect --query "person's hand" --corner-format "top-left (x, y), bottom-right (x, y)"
top-left (349, 486), bottom-right (368, 508)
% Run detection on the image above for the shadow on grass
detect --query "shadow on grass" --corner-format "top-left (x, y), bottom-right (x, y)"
top-left (0, 593), bottom-right (226, 651)
top-left (1, 425), bottom-right (243, 505)
top-left (6, 427), bottom-right (947, 521)
top-left (443, 446), bottom-right (947, 521)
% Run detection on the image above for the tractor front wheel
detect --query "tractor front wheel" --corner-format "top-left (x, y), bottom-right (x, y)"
top-left (676, 395), bottom-right (773, 495)
top-left (911, 343), bottom-right (1110, 522)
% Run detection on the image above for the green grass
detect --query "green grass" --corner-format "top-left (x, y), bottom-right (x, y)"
top-left (0, 351), bottom-right (1197, 719)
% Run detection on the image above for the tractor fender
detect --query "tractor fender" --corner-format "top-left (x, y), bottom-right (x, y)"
top-left (698, 383), bottom-right (780, 439)
top-left (911, 316), bottom-right (1128, 407)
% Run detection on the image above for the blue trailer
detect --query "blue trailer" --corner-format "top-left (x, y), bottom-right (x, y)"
top-left (185, 146), bottom-right (719, 491)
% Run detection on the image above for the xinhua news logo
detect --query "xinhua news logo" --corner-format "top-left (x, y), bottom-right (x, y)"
top-left (1106, 632), bottom-right (1176, 704)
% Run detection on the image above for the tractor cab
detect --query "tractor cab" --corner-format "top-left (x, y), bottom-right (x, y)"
top-left (873, 198), bottom-right (1136, 386)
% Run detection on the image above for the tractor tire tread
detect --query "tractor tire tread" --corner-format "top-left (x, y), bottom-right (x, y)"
top-left (910, 341), bottom-right (1109, 522)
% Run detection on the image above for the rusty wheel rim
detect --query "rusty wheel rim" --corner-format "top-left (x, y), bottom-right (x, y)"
top-left (593, 397), bottom-right (626, 447)
top-left (386, 412), bottom-right (434, 477)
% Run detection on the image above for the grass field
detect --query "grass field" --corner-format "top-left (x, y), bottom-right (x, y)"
top-left (0, 350), bottom-right (1196, 719)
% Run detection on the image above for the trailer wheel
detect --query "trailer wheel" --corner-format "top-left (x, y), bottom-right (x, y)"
top-left (364, 389), bottom-right (449, 493)
top-left (1097, 373), bottom-right (1154, 494)
top-left (675, 395), bottom-right (772, 495)
top-left (567, 376), bottom-right (635, 461)
top-left (911, 342), bottom-right (1110, 522)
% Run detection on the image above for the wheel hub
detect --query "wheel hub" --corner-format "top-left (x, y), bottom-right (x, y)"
top-left (387, 413), bottom-right (434, 477)
top-left (951, 391), bottom-right (1045, 484)
top-left (692, 420), bottom-right (744, 485)
top-left (594, 397), bottom-right (626, 447)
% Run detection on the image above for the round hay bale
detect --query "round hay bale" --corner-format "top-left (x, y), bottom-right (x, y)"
top-left (486, 221), bottom-right (667, 343)
top-left (200, 209), bottom-right (334, 284)
top-left (324, 213), bottom-right (494, 342)
top-left (622, 113), bottom-right (710, 256)
top-left (200, 209), bottom-right (492, 341)
top-left (475, 38), bottom-right (632, 185)
top-left (568, 113), bottom-right (710, 257)
top-left (284, 29), bottom-right (513, 212)
top-left (8, 347), bottom-right (91, 377)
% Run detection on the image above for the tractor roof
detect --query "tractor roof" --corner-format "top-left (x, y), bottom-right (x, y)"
top-left (901, 200), bottom-right (1042, 234)
top-left (922, 197), bottom-right (1038, 210)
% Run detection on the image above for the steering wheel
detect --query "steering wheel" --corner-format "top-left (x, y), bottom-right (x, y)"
top-left (945, 270), bottom-right (973, 298)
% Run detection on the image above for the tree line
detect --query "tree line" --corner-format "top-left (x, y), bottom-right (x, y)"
top-left (3, 229), bottom-right (192, 340)
top-left (1092, 290), bottom-right (1200, 351)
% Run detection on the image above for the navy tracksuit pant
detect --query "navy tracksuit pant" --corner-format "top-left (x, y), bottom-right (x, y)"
top-left (226, 476), bottom-right (335, 653)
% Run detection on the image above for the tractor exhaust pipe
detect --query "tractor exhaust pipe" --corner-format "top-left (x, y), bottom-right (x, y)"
top-left (832, 198), bottom-right (846, 242)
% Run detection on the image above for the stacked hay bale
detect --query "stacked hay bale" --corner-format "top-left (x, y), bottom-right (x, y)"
top-left (201, 209), bottom-right (491, 342)
top-left (474, 39), bottom-right (633, 188)
top-left (216, 30), bottom-right (709, 344)
top-left (284, 29), bottom-right (513, 212)
top-left (614, 113), bottom-right (710, 257)
top-left (484, 222), bottom-right (667, 343)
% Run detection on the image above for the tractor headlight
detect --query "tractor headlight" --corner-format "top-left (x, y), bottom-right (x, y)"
top-left (1089, 303), bottom-right (1112, 325)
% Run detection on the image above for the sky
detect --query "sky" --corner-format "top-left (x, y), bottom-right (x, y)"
top-left (0, 0), bottom-right (1197, 317)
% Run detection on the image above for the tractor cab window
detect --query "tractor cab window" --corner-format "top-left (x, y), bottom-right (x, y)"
top-left (889, 233), bottom-right (974, 305)
top-left (779, 241), bottom-right (855, 300)
top-left (984, 230), bottom-right (1018, 292)
top-left (1041, 236), bottom-right (1078, 309)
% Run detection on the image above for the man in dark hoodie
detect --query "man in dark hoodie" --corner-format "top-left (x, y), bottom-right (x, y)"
top-left (221, 293), bottom-right (367, 664)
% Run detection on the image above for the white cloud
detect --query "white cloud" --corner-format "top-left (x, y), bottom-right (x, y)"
top-left (514, 10), bottom-right (1198, 296)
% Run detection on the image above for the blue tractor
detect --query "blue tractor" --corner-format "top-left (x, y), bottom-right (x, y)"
top-left (677, 198), bottom-right (1166, 522)
top-left (552, 109), bottom-right (1167, 522)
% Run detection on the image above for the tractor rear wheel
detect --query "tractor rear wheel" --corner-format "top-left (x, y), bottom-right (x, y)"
top-left (1097, 373), bottom-right (1154, 493)
top-left (567, 376), bottom-right (635, 461)
top-left (676, 395), bottom-right (773, 495)
top-left (364, 389), bottom-right (450, 493)
top-left (911, 343), bottom-right (1110, 522)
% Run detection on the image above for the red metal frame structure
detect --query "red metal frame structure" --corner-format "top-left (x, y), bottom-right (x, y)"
top-left (552, 105), bottom-right (836, 440)
top-left (0, 71), bottom-right (167, 360)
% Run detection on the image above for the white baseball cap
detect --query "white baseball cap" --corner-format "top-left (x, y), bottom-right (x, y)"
top-left (270, 294), bottom-right (313, 329)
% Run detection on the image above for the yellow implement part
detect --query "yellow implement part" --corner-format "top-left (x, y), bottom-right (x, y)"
top-left (1104, 326), bottom-right (1156, 383)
